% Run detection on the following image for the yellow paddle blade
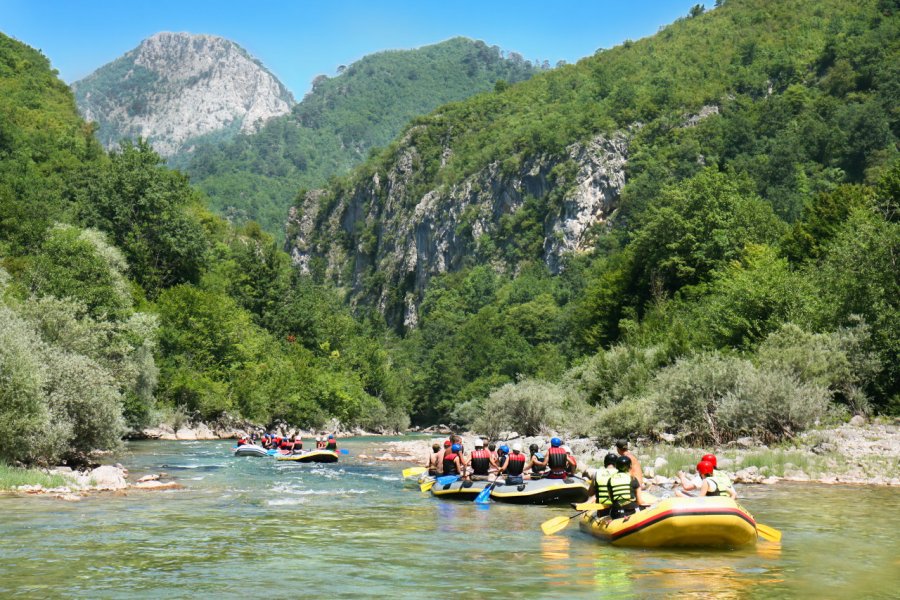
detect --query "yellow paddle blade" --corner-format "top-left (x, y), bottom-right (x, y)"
top-left (419, 479), bottom-right (436, 492)
top-left (403, 466), bottom-right (426, 478)
top-left (541, 515), bottom-right (574, 536)
top-left (573, 502), bottom-right (609, 511)
top-left (756, 522), bottom-right (782, 543)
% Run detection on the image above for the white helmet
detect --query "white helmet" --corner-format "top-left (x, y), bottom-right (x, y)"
top-left (512, 442), bottom-right (523, 452)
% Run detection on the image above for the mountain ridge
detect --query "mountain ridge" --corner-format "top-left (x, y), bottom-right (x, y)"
top-left (72, 32), bottom-right (295, 156)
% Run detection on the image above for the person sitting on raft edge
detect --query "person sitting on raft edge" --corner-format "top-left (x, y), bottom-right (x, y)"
top-left (326, 434), bottom-right (337, 451)
top-left (524, 443), bottom-right (547, 480)
top-left (546, 437), bottom-right (577, 479)
top-left (425, 442), bottom-right (442, 476)
top-left (607, 455), bottom-right (650, 518)
top-left (498, 443), bottom-right (526, 486)
top-left (679, 460), bottom-right (737, 499)
top-left (615, 438), bottom-right (644, 488)
top-left (468, 439), bottom-right (492, 481)
top-left (443, 443), bottom-right (465, 478)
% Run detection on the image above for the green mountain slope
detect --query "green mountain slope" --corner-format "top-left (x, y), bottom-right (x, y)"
top-left (180, 37), bottom-right (541, 236)
top-left (286, 0), bottom-right (898, 423)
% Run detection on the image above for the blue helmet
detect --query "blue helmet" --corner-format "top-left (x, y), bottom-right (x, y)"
top-left (500, 444), bottom-right (509, 454)
top-left (451, 443), bottom-right (461, 452)
top-left (550, 437), bottom-right (562, 447)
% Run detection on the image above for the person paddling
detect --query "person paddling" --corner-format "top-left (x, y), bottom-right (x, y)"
top-left (325, 434), bottom-right (337, 452)
top-left (498, 443), bottom-right (527, 486)
top-left (586, 452), bottom-right (619, 516)
top-left (292, 435), bottom-right (304, 454)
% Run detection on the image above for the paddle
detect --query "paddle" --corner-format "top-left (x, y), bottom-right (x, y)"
top-left (420, 474), bottom-right (459, 492)
top-left (339, 449), bottom-right (350, 455)
top-left (402, 466), bottom-right (426, 478)
top-left (541, 510), bottom-right (589, 535)
top-left (474, 472), bottom-right (504, 504)
top-left (756, 522), bottom-right (782, 543)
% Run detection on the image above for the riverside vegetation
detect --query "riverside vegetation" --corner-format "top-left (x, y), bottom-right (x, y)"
top-left (1, 0), bottom-right (898, 475)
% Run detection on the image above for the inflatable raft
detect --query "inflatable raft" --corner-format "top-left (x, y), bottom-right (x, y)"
top-left (430, 479), bottom-right (491, 499)
top-left (275, 449), bottom-right (339, 464)
top-left (233, 444), bottom-right (269, 457)
top-left (578, 497), bottom-right (757, 548)
top-left (490, 477), bottom-right (590, 505)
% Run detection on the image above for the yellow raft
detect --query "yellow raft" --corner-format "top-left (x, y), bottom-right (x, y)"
top-left (579, 497), bottom-right (757, 548)
top-left (275, 449), bottom-right (339, 464)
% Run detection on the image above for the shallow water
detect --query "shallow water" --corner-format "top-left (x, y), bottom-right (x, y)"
top-left (1, 438), bottom-right (898, 598)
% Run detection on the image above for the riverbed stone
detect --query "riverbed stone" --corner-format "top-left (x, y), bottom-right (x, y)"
top-left (849, 415), bottom-right (866, 427)
top-left (654, 457), bottom-right (668, 470)
top-left (137, 474), bottom-right (160, 483)
top-left (131, 480), bottom-right (182, 491)
top-left (733, 466), bottom-right (762, 484)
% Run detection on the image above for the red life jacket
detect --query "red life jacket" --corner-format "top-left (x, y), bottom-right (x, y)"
top-left (548, 447), bottom-right (568, 477)
top-left (236, 439), bottom-right (246, 446)
top-left (280, 440), bottom-right (292, 449)
top-left (506, 452), bottom-right (526, 476)
top-left (470, 449), bottom-right (491, 475)
top-left (326, 439), bottom-right (336, 450)
top-left (443, 452), bottom-right (460, 475)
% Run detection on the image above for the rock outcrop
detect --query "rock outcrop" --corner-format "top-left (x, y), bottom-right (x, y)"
top-left (286, 131), bottom-right (629, 328)
top-left (72, 32), bottom-right (294, 156)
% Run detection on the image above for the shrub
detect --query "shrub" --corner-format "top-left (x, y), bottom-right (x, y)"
top-left (650, 351), bottom-right (832, 444)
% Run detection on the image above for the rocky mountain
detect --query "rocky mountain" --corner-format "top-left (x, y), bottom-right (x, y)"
top-left (284, 0), bottom-right (898, 330)
top-left (72, 32), bottom-right (294, 156)
top-left (180, 37), bottom-right (542, 237)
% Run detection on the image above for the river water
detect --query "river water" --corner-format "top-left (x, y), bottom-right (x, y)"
top-left (1, 438), bottom-right (898, 598)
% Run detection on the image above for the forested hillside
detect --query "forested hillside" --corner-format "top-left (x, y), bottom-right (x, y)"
top-left (0, 33), bottom-right (409, 467)
top-left (289, 0), bottom-right (899, 431)
top-left (180, 37), bottom-right (541, 237)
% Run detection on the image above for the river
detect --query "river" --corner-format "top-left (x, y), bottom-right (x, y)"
top-left (1, 438), bottom-right (898, 598)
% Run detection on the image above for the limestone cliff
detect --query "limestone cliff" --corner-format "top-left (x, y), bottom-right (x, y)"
top-left (286, 131), bottom-right (629, 328)
top-left (72, 32), bottom-right (294, 156)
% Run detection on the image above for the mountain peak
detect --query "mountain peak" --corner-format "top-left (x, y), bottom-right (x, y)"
top-left (72, 32), bottom-right (294, 156)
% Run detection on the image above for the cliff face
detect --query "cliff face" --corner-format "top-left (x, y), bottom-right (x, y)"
top-left (286, 131), bottom-right (629, 328)
top-left (72, 32), bottom-right (294, 156)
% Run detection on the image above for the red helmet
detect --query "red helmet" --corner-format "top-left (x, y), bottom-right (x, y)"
top-left (697, 460), bottom-right (714, 476)
top-left (443, 440), bottom-right (452, 447)
top-left (701, 453), bottom-right (717, 468)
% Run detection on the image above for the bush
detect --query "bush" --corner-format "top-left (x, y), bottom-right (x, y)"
top-left (650, 352), bottom-right (832, 444)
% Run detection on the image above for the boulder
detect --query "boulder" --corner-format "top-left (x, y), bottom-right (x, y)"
top-left (654, 457), bottom-right (668, 470)
top-left (849, 415), bottom-right (866, 427)
top-left (175, 428), bottom-right (198, 440)
top-left (136, 474), bottom-right (160, 483)
top-left (84, 465), bottom-right (128, 491)
top-left (194, 423), bottom-right (215, 439)
top-left (733, 466), bottom-right (762, 484)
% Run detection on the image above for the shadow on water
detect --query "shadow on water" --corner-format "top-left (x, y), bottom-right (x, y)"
top-left (0, 439), bottom-right (898, 598)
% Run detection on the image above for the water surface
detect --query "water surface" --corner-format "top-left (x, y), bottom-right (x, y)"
top-left (1, 439), bottom-right (898, 598)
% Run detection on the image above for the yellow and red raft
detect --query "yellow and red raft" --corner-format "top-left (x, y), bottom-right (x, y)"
top-left (579, 496), bottom-right (758, 548)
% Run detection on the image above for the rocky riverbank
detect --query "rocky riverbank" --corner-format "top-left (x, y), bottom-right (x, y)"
top-left (136, 416), bottom-right (380, 441)
top-left (4, 465), bottom-right (181, 501)
top-left (364, 419), bottom-right (900, 487)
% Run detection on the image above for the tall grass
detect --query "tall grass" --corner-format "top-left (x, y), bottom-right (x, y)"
top-left (0, 463), bottom-right (70, 491)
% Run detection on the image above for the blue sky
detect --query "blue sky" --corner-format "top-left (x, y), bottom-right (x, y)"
top-left (1, 0), bottom-right (704, 97)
